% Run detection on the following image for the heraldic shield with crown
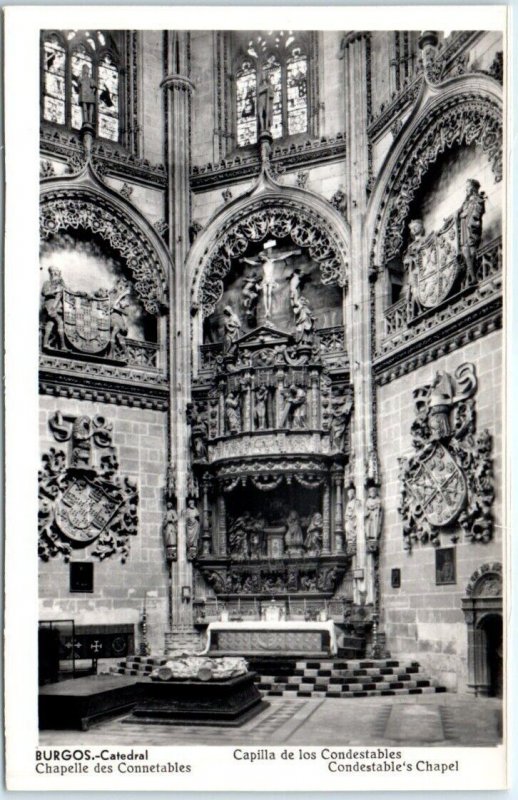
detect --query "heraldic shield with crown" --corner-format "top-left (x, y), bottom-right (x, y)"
top-left (398, 363), bottom-right (494, 551)
top-left (38, 411), bottom-right (138, 562)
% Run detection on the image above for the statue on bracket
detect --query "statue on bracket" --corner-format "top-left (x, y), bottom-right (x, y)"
top-left (284, 510), bottom-right (305, 556)
top-left (458, 179), bottom-right (486, 283)
top-left (398, 362), bottom-right (494, 550)
top-left (292, 295), bottom-right (315, 344)
top-left (364, 485), bottom-right (383, 553)
top-left (77, 63), bottom-right (97, 127)
top-left (257, 76), bottom-right (275, 136)
top-left (186, 498), bottom-right (201, 561)
top-left (254, 384), bottom-right (269, 430)
top-left (344, 484), bottom-right (360, 554)
top-left (329, 390), bottom-right (353, 451)
top-left (162, 499), bottom-right (178, 562)
top-left (304, 512), bottom-right (324, 555)
top-left (39, 411), bottom-right (138, 562)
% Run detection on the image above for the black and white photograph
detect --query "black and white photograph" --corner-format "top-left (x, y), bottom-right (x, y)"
top-left (4, 6), bottom-right (509, 792)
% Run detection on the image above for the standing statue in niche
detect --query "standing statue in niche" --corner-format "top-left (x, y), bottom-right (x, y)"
top-left (257, 76), bottom-right (275, 135)
top-left (284, 510), bottom-right (305, 556)
top-left (304, 512), bottom-right (324, 555)
top-left (364, 485), bottom-right (383, 544)
top-left (76, 64), bottom-right (97, 126)
top-left (162, 500), bottom-right (178, 562)
top-left (242, 247), bottom-right (301, 321)
top-left (402, 219), bottom-right (425, 303)
top-left (280, 384), bottom-right (307, 429)
top-left (222, 305), bottom-right (242, 354)
top-left (186, 498), bottom-right (200, 560)
top-left (225, 391), bottom-right (242, 435)
top-left (458, 179), bottom-right (486, 283)
top-left (41, 266), bottom-right (65, 350)
top-left (254, 384), bottom-right (269, 430)
top-left (228, 514), bottom-right (250, 560)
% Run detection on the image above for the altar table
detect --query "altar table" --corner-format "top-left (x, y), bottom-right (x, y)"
top-left (203, 620), bottom-right (337, 657)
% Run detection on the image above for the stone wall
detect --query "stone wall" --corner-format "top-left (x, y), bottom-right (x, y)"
top-left (377, 331), bottom-right (503, 691)
top-left (38, 395), bottom-right (169, 655)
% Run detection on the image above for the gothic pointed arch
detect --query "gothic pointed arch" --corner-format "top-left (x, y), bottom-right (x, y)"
top-left (40, 162), bottom-right (173, 314)
top-left (366, 74), bottom-right (503, 269)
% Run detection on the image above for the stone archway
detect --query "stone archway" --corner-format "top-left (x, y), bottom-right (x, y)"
top-left (462, 562), bottom-right (503, 697)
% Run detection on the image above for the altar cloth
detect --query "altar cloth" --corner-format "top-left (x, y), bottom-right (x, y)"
top-left (203, 620), bottom-right (337, 656)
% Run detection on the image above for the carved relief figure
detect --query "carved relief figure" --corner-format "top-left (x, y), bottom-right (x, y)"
top-left (77, 63), bottom-right (97, 126)
top-left (41, 266), bottom-right (65, 350)
top-left (458, 179), bottom-right (486, 283)
top-left (108, 280), bottom-right (131, 359)
top-left (225, 391), bottom-right (242, 435)
top-left (228, 514), bottom-right (250, 560)
top-left (292, 295), bottom-right (315, 343)
top-left (242, 273), bottom-right (261, 321)
top-left (186, 498), bottom-right (200, 560)
top-left (402, 219), bottom-right (425, 302)
top-left (254, 384), bottom-right (269, 430)
top-left (163, 500), bottom-right (178, 561)
top-left (364, 486), bottom-right (382, 543)
top-left (280, 383), bottom-right (307, 429)
top-left (330, 392), bottom-right (353, 451)
top-left (284, 510), bottom-right (304, 556)
top-left (222, 305), bottom-right (242, 354)
top-left (304, 512), bottom-right (323, 555)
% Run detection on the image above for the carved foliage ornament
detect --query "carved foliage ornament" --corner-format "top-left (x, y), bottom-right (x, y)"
top-left (398, 363), bottom-right (494, 550)
top-left (378, 95), bottom-right (502, 263)
top-left (40, 190), bottom-right (167, 315)
top-left (39, 411), bottom-right (139, 562)
top-left (197, 200), bottom-right (348, 317)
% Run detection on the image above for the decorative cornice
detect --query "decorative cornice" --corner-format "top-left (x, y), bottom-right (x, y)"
top-left (39, 362), bottom-right (169, 411)
top-left (374, 295), bottom-right (502, 386)
top-left (190, 134), bottom-right (346, 192)
top-left (40, 125), bottom-right (167, 189)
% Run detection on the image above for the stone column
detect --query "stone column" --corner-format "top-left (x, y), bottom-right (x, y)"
top-left (242, 375), bottom-right (252, 432)
top-left (332, 467), bottom-right (345, 553)
top-left (201, 475), bottom-right (212, 556)
top-left (218, 379), bottom-right (226, 436)
top-left (310, 369), bottom-right (320, 429)
top-left (162, 32), bottom-right (197, 646)
top-left (275, 368), bottom-right (286, 427)
top-left (217, 491), bottom-right (227, 556)
top-left (342, 32), bottom-right (377, 605)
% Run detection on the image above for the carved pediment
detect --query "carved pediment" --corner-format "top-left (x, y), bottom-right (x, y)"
top-left (235, 325), bottom-right (292, 350)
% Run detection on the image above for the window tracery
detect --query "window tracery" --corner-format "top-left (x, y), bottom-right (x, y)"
top-left (234, 31), bottom-right (310, 147)
top-left (41, 30), bottom-right (122, 143)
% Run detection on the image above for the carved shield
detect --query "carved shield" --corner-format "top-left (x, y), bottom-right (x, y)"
top-left (417, 216), bottom-right (460, 308)
top-left (408, 443), bottom-right (466, 527)
top-left (63, 290), bottom-right (111, 353)
top-left (55, 477), bottom-right (121, 543)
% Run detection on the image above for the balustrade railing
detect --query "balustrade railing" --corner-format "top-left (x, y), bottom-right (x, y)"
top-left (193, 597), bottom-right (350, 624)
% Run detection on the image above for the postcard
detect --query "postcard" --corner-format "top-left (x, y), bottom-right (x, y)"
top-left (4, 5), bottom-right (508, 791)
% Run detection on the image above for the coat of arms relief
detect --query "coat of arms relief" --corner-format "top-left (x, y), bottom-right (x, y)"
top-left (38, 411), bottom-right (139, 562)
top-left (398, 363), bottom-right (494, 551)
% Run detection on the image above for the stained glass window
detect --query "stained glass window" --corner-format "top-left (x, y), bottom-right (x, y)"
top-left (235, 32), bottom-right (309, 147)
top-left (98, 54), bottom-right (119, 141)
top-left (262, 57), bottom-right (283, 140)
top-left (43, 36), bottom-right (66, 125)
top-left (287, 54), bottom-right (308, 135)
top-left (71, 46), bottom-right (94, 130)
top-left (236, 62), bottom-right (257, 147)
top-left (41, 31), bottom-right (122, 143)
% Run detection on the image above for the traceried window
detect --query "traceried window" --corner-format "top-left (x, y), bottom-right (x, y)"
top-left (235, 31), bottom-right (309, 147)
top-left (41, 30), bottom-right (121, 143)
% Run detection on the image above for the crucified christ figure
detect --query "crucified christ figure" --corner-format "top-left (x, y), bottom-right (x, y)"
top-left (241, 247), bottom-right (301, 320)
